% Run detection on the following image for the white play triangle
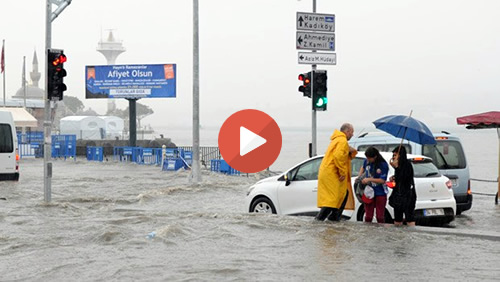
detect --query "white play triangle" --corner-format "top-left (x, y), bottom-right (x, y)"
top-left (240, 126), bottom-right (267, 156)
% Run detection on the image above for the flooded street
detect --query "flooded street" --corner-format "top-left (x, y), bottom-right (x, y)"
top-left (0, 159), bottom-right (499, 281)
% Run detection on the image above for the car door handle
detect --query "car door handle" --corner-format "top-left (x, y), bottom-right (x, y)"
top-left (312, 188), bottom-right (317, 192)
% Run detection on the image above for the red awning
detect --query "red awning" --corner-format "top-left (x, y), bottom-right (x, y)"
top-left (456, 111), bottom-right (500, 129)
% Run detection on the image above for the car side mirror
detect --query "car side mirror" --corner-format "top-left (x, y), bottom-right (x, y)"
top-left (285, 174), bottom-right (291, 186)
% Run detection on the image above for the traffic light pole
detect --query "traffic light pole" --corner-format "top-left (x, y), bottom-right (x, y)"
top-left (311, 0), bottom-right (317, 157)
top-left (44, 0), bottom-right (53, 203)
top-left (44, 0), bottom-right (71, 203)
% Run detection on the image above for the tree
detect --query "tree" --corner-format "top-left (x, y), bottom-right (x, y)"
top-left (135, 102), bottom-right (154, 129)
top-left (114, 102), bottom-right (154, 129)
top-left (63, 95), bottom-right (84, 114)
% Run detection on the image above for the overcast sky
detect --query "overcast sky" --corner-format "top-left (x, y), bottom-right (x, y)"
top-left (1, 0), bottom-right (499, 132)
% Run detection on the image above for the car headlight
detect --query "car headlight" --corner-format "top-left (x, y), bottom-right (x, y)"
top-left (246, 186), bottom-right (255, 196)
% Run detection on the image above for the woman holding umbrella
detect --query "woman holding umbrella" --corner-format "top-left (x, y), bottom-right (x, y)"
top-left (389, 146), bottom-right (417, 226)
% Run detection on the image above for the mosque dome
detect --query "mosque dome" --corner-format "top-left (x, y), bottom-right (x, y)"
top-left (14, 85), bottom-right (45, 100)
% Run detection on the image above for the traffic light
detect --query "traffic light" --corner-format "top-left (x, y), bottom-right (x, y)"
top-left (312, 70), bottom-right (327, 111)
top-left (47, 49), bottom-right (67, 101)
top-left (298, 71), bottom-right (312, 97)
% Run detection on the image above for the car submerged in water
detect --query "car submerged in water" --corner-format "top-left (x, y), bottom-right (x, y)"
top-left (245, 152), bottom-right (456, 224)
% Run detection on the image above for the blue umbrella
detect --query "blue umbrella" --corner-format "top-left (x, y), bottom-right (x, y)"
top-left (373, 115), bottom-right (436, 145)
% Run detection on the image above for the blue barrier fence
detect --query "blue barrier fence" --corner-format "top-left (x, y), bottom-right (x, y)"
top-left (16, 133), bottom-right (76, 159)
top-left (106, 146), bottom-right (196, 171)
top-left (18, 142), bottom-right (43, 158)
top-left (210, 159), bottom-right (240, 175)
top-left (51, 135), bottom-right (77, 159)
top-left (17, 131), bottom-right (43, 144)
top-left (87, 146), bottom-right (104, 162)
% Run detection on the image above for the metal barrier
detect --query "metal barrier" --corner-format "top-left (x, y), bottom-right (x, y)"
top-left (113, 146), bottom-right (140, 163)
top-left (138, 148), bottom-right (162, 165)
top-left (52, 135), bottom-right (77, 159)
top-left (177, 146), bottom-right (220, 168)
top-left (87, 146), bottom-right (104, 162)
top-left (18, 143), bottom-right (42, 158)
top-left (17, 132), bottom-right (44, 158)
top-left (210, 159), bottom-right (240, 175)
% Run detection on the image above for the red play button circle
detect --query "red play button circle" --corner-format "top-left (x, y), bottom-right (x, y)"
top-left (218, 109), bottom-right (282, 173)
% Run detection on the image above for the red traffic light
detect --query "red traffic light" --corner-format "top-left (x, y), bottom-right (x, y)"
top-left (298, 74), bottom-right (310, 84)
top-left (52, 54), bottom-right (67, 66)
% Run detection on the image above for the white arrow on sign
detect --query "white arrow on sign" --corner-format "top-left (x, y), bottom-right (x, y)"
top-left (296, 31), bottom-right (335, 51)
top-left (298, 52), bottom-right (337, 65)
top-left (240, 127), bottom-right (266, 156)
top-left (297, 12), bottom-right (335, 33)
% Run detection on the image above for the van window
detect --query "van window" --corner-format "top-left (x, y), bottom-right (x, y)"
top-left (357, 144), bottom-right (411, 153)
top-left (358, 144), bottom-right (386, 152)
top-left (422, 141), bottom-right (466, 169)
top-left (386, 144), bottom-right (412, 154)
top-left (0, 124), bottom-right (14, 153)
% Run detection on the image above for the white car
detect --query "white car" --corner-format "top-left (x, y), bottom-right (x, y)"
top-left (246, 152), bottom-right (456, 224)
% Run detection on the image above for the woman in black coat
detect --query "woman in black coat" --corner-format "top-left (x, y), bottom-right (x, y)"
top-left (389, 146), bottom-right (417, 227)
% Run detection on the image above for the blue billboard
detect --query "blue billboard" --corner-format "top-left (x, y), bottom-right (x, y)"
top-left (85, 64), bottom-right (176, 99)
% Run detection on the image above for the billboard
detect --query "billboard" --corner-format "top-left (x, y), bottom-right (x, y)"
top-left (85, 64), bottom-right (176, 99)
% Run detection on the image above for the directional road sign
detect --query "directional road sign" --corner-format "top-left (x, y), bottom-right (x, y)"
top-left (296, 31), bottom-right (335, 51)
top-left (298, 52), bottom-right (336, 65)
top-left (296, 12), bottom-right (335, 33)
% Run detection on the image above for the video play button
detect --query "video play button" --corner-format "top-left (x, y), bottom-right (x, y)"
top-left (218, 109), bottom-right (282, 173)
top-left (240, 127), bottom-right (266, 156)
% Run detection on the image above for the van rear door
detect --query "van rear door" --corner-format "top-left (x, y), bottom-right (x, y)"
top-left (422, 139), bottom-right (468, 195)
top-left (0, 123), bottom-right (16, 174)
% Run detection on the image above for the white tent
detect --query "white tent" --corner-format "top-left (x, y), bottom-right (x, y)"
top-left (0, 107), bottom-right (38, 128)
top-left (101, 116), bottom-right (124, 139)
top-left (60, 116), bottom-right (106, 140)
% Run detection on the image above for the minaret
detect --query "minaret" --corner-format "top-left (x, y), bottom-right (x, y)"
top-left (97, 30), bottom-right (126, 113)
top-left (30, 50), bottom-right (41, 87)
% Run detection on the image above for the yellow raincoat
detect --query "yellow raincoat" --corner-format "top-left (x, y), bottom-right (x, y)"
top-left (317, 130), bottom-right (357, 210)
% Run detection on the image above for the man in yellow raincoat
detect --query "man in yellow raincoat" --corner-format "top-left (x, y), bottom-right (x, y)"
top-left (315, 123), bottom-right (357, 221)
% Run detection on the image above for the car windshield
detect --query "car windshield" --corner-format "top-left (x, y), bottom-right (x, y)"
top-left (411, 159), bottom-right (441, 178)
top-left (422, 140), bottom-right (466, 169)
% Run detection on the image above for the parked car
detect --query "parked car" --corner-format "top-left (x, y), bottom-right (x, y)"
top-left (246, 152), bottom-right (456, 224)
top-left (0, 110), bottom-right (19, 181)
top-left (349, 131), bottom-right (471, 215)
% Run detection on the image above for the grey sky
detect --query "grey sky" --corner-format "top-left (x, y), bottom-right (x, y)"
top-left (1, 0), bottom-right (499, 132)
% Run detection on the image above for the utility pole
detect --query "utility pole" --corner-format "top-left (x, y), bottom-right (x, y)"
top-left (191, 0), bottom-right (201, 183)
top-left (44, 0), bottom-right (71, 203)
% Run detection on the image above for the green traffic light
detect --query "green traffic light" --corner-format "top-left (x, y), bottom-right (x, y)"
top-left (315, 97), bottom-right (328, 107)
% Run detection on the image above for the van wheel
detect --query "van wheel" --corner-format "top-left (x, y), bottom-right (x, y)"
top-left (250, 197), bottom-right (276, 214)
top-left (356, 205), bottom-right (393, 224)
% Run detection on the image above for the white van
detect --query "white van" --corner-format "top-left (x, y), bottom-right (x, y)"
top-left (0, 111), bottom-right (19, 181)
top-left (349, 131), bottom-right (471, 215)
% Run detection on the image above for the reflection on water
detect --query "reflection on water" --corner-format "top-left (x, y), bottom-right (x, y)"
top-left (0, 159), bottom-right (498, 280)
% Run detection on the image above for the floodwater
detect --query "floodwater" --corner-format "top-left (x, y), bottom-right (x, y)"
top-left (1, 158), bottom-right (499, 281)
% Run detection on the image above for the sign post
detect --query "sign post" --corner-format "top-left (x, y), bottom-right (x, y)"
top-left (296, 6), bottom-right (336, 157)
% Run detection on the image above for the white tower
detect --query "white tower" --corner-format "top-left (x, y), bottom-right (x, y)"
top-left (97, 30), bottom-right (126, 113)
